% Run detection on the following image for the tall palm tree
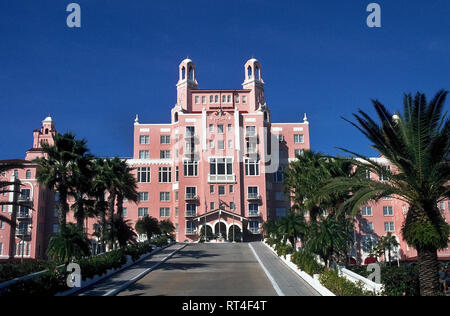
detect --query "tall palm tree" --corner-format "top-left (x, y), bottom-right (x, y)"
top-left (47, 223), bottom-right (91, 263)
top-left (34, 132), bottom-right (90, 229)
top-left (323, 90), bottom-right (450, 295)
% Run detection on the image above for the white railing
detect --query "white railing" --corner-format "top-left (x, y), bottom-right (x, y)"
top-left (208, 174), bottom-right (236, 183)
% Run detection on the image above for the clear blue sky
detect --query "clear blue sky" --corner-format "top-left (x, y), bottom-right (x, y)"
top-left (0, 0), bottom-right (449, 159)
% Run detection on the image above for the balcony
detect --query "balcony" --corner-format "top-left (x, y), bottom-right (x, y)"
top-left (247, 193), bottom-right (261, 201)
top-left (248, 228), bottom-right (260, 234)
top-left (248, 210), bottom-right (260, 217)
top-left (18, 195), bottom-right (32, 204)
top-left (16, 229), bottom-right (31, 237)
top-left (185, 210), bottom-right (197, 218)
top-left (245, 132), bottom-right (257, 138)
top-left (17, 211), bottom-right (32, 220)
top-left (185, 229), bottom-right (197, 235)
top-left (184, 193), bottom-right (198, 201)
top-left (208, 174), bottom-right (236, 184)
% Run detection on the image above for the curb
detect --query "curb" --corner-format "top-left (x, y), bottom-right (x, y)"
top-left (58, 242), bottom-right (177, 296)
top-left (261, 241), bottom-right (335, 297)
top-left (103, 243), bottom-right (187, 296)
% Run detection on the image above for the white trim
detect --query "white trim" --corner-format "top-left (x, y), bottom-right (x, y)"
top-left (234, 109), bottom-right (240, 151)
top-left (127, 159), bottom-right (173, 165)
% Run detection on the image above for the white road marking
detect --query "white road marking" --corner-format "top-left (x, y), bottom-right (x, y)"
top-left (248, 243), bottom-right (285, 296)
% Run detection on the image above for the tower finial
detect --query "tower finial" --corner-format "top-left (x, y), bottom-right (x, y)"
top-left (134, 114), bottom-right (139, 125)
top-left (303, 113), bottom-right (309, 124)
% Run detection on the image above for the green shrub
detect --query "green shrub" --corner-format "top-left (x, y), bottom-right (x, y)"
top-left (347, 264), bottom-right (420, 296)
top-left (265, 237), bottom-right (278, 247)
top-left (319, 269), bottom-right (373, 296)
top-left (291, 250), bottom-right (325, 275)
top-left (151, 235), bottom-right (169, 247)
top-left (0, 260), bottom-right (59, 284)
top-left (275, 243), bottom-right (294, 258)
top-left (124, 242), bottom-right (153, 261)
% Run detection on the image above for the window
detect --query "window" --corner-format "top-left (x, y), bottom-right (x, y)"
top-left (362, 206), bottom-right (372, 216)
top-left (249, 221), bottom-right (259, 233)
top-left (383, 206), bottom-right (393, 216)
top-left (294, 134), bottom-right (304, 144)
top-left (215, 95), bottom-right (219, 103)
top-left (229, 185), bottom-right (234, 193)
top-left (160, 135), bottom-right (171, 144)
top-left (249, 204), bottom-right (259, 216)
top-left (0, 243), bottom-right (2, 255)
top-left (245, 126), bottom-right (256, 137)
top-left (248, 187), bottom-right (259, 199)
top-left (235, 95), bottom-right (240, 103)
top-left (217, 125), bottom-right (224, 134)
top-left (1, 205), bottom-right (6, 213)
top-left (295, 149), bottom-right (304, 156)
top-left (138, 167), bottom-right (151, 183)
top-left (242, 96), bottom-right (247, 104)
top-left (367, 222), bottom-right (374, 232)
top-left (209, 158), bottom-right (233, 175)
top-left (227, 95), bottom-right (231, 103)
top-left (186, 187), bottom-right (196, 199)
top-left (140, 135), bottom-right (149, 144)
top-left (222, 95), bottom-right (226, 103)
top-left (275, 192), bottom-right (285, 201)
top-left (209, 124), bottom-right (214, 133)
top-left (160, 192), bottom-right (170, 202)
top-left (186, 126), bottom-right (195, 137)
top-left (139, 150), bottom-right (149, 159)
top-left (25, 170), bottom-right (31, 179)
top-left (202, 96), bottom-right (206, 104)
top-left (175, 207), bottom-right (179, 218)
top-left (123, 208), bottom-right (127, 217)
top-left (228, 140), bottom-right (233, 148)
top-left (276, 208), bottom-right (287, 217)
top-left (382, 195), bottom-right (393, 200)
top-left (186, 221), bottom-right (196, 234)
top-left (20, 189), bottom-right (30, 200)
top-left (185, 140), bottom-right (195, 154)
top-left (158, 167), bottom-right (172, 183)
top-left (175, 166), bottom-right (179, 182)
top-left (195, 96), bottom-right (199, 104)
top-left (210, 185), bottom-right (214, 194)
top-left (218, 186), bottom-right (225, 195)
top-left (274, 167), bottom-right (284, 183)
top-left (439, 202), bottom-right (445, 211)
top-left (0, 221), bottom-right (4, 229)
top-left (227, 124), bottom-right (232, 132)
top-left (160, 150), bottom-right (171, 159)
top-left (218, 140), bottom-right (225, 150)
top-left (186, 204), bottom-right (196, 217)
top-left (13, 170), bottom-right (18, 178)
top-left (138, 208), bottom-right (148, 217)
top-left (230, 202), bottom-right (235, 210)
top-left (245, 159), bottom-right (260, 176)
top-left (384, 222), bottom-right (395, 232)
top-left (379, 166), bottom-right (391, 181)
top-left (160, 208), bottom-right (170, 217)
top-left (183, 160), bottom-right (198, 177)
top-left (210, 202), bottom-right (215, 210)
top-left (210, 95), bottom-right (214, 103)
top-left (139, 192), bottom-right (149, 201)
top-left (209, 140), bottom-right (214, 149)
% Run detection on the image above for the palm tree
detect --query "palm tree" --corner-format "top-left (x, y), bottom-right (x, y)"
top-left (375, 232), bottom-right (400, 264)
top-left (135, 216), bottom-right (160, 241)
top-left (104, 215), bottom-right (137, 248)
top-left (305, 216), bottom-right (354, 268)
top-left (47, 223), bottom-right (91, 263)
top-left (276, 210), bottom-right (308, 247)
top-left (324, 90), bottom-right (450, 295)
top-left (284, 150), bottom-right (354, 221)
top-left (159, 219), bottom-right (175, 239)
top-left (34, 132), bottom-right (90, 229)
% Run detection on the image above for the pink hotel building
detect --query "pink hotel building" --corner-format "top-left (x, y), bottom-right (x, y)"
top-left (0, 58), bottom-right (449, 263)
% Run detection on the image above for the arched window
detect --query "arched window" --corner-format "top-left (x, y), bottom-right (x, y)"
top-left (188, 66), bottom-right (194, 80)
top-left (264, 112), bottom-right (268, 122)
top-left (174, 112), bottom-right (179, 123)
top-left (247, 66), bottom-right (253, 79)
top-left (45, 128), bottom-right (49, 134)
top-left (181, 67), bottom-right (186, 80)
top-left (25, 170), bottom-right (31, 179)
top-left (255, 66), bottom-right (261, 80)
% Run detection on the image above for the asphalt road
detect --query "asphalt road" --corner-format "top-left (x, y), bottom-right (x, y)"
top-left (118, 243), bottom-right (279, 296)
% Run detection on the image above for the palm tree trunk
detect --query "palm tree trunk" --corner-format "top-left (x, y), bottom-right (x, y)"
top-left (58, 189), bottom-right (68, 229)
top-left (75, 200), bottom-right (85, 231)
top-left (116, 193), bottom-right (124, 218)
top-left (107, 192), bottom-right (116, 250)
top-left (8, 180), bottom-right (20, 259)
top-left (417, 247), bottom-right (439, 296)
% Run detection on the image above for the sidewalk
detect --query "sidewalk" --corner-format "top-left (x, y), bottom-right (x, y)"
top-left (249, 242), bottom-right (320, 296)
top-left (75, 243), bottom-right (186, 296)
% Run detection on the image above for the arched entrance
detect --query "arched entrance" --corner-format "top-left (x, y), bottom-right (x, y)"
top-left (228, 225), bottom-right (242, 242)
top-left (214, 222), bottom-right (227, 239)
top-left (199, 225), bottom-right (214, 242)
